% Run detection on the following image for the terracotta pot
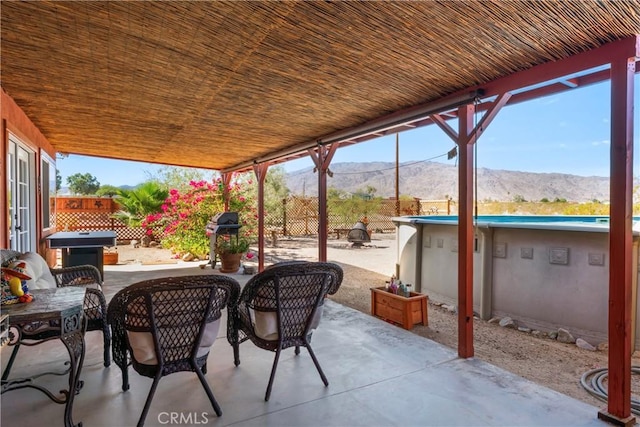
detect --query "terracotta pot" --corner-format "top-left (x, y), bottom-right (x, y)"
top-left (219, 253), bottom-right (242, 273)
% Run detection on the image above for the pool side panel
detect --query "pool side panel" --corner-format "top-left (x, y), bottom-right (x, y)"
top-left (394, 216), bottom-right (640, 348)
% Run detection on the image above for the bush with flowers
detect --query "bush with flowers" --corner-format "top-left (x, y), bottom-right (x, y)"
top-left (142, 174), bottom-right (257, 259)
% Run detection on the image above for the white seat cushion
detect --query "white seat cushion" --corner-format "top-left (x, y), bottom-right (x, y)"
top-left (254, 306), bottom-right (323, 341)
top-left (127, 319), bottom-right (221, 365)
top-left (18, 252), bottom-right (56, 290)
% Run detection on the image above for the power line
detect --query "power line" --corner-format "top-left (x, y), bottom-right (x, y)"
top-left (331, 149), bottom-right (455, 175)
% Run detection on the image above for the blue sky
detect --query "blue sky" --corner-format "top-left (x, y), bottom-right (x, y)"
top-left (58, 76), bottom-right (640, 187)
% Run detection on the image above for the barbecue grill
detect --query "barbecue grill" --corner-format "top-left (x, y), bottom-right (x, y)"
top-left (206, 212), bottom-right (241, 267)
top-left (347, 221), bottom-right (371, 247)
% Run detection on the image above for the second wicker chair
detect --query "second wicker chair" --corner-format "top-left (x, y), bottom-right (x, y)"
top-left (108, 274), bottom-right (240, 427)
top-left (227, 261), bottom-right (343, 401)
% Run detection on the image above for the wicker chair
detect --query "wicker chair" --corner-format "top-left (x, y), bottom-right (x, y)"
top-left (107, 275), bottom-right (240, 427)
top-left (227, 261), bottom-right (343, 401)
top-left (0, 249), bottom-right (111, 375)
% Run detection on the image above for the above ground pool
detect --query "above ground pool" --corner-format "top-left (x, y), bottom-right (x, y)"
top-left (393, 215), bottom-right (640, 348)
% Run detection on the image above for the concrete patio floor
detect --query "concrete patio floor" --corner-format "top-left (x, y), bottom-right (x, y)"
top-left (1, 263), bottom-right (608, 427)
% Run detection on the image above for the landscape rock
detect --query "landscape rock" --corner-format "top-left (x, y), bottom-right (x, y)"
top-left (130, 239), bottom-right (139, 248)
top-left (140, 235), bottom-right (151, 247)
top-left (443, 304), bottom-right (456, 313)
top-left (557, 328), bottom-right (576, 344)
top-left (488, 317), bottom-right (501, 324)
top-left (148, 241), bottom-right (159, 247)
top-left (499, 317), bottom-right (516, 329)
top-left (549, 331), bottom-right (558, 340)
top-left (182, 252), bottom-right (194, 262)
top-left (518, 326), bottom-right (531, 333)
top-left (576, 338), bottom-right (596, 351)
top-left (597, 342), bottom-right (608, 352)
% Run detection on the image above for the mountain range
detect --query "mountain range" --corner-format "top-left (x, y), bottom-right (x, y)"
top-left (284, 161), bottom-right (612, 203)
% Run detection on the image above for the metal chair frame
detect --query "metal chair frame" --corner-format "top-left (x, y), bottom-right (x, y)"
top-left (227, 261), bottom-right (343, 401)
top-left (108, 274), bottom-right (240, 427)
top-left (1, 249), bottom-right (111, 382)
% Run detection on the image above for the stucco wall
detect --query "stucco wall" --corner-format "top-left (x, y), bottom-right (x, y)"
top-left (402, 224), bottom-right (483, 312)
top-left (490, 228), bottom-right (611, 344)
top-left (397, 219), bottom-right (639, 347)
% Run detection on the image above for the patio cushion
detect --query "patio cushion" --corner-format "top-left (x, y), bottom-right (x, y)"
top-left (254, 306), bottom-right (323, 341)
top-left (127, 319), bottom-right (221, 365)
top-left (18, 252), bottom-right (56, 290)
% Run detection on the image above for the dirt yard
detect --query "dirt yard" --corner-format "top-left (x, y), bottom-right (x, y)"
top-left (114, 236), bottom-right (640, 409)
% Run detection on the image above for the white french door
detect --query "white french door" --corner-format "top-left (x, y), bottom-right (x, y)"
top-left (7, 134), bottom-right (35, 252)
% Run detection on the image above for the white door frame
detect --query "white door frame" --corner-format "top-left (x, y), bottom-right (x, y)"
top-left (7, 133), bottom-right (36, 252)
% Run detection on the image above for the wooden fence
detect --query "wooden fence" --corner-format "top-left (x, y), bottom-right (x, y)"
top-left (55, 196), bottom-right (149, 241)
top-left (268, 196), bottom-right (454, 236)
top-left (54, 195), bottom-right (454, 241)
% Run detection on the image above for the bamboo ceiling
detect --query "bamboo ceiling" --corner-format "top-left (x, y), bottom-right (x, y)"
top-left (1, 1), bottom-right (639, 172)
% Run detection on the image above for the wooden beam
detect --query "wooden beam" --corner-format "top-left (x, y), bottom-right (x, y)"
top-left (471, 93), bottom-right (512, 143)
top-left (475, 36), bottom-right (639, 99)
top-left (432, 114), bottom-right (458, 141)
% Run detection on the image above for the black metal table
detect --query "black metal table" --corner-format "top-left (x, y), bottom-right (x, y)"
top-left (1, 287), bottom-right (87, 427)
top-left (46, 231), bottom-right (117, 280)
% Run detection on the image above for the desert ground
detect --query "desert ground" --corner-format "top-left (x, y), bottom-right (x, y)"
top-left (114, 233), bottom-right (640, 410)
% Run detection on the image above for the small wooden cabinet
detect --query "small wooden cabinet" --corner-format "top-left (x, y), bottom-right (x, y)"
top-left (370, 287), bottom-right (428, 330)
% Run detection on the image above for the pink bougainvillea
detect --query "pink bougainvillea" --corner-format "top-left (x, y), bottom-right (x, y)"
top-left (142, 174), bottom-right (257, 258)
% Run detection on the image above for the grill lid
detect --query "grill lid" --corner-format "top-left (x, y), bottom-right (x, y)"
top-left (207, 212), bottom-right (241, 235)
top-left (211, 212), bottom-right (239, 225)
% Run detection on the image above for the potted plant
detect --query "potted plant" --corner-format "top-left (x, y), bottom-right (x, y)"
top-left (216, 236), bottom-right (250, 273)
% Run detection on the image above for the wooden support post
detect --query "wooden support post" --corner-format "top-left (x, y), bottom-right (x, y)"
top-left (457, 104), bottom-right (475, 358)
top-left (282, 198), bottom-right (288, 236)
top-left (598, 54), bottom-right (636, 427)
top-left (221, 172), bottom-right (231, 212)
top-left (308, 144), bottom-right (338, 262)
top-left (432, 93), bottom-right (509, 359)
top-left (253, 163), bottom-right (269, 272)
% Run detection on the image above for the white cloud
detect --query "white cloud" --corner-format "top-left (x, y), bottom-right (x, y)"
top-left (591, 140), bottom-right (610, 146)
top-left (603, 118), bottom-right (610, 124)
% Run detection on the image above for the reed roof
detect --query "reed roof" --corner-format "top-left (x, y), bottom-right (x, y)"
top-left (1, 1), bottom-right (638, 172)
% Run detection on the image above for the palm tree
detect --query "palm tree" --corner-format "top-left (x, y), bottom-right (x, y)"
top-left (112, 181), bottom-right (169, 227)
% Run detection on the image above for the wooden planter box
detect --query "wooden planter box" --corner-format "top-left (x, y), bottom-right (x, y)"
top-left (103, 251), bottom-right (119, 265)
top-left (370, 286), bottom-right (428, 330)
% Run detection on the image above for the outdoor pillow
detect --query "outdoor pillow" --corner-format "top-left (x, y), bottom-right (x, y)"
top-left (18, 252), bottom-right (56, 290)
top-left (127, 319), bottom-right (221, 365)
top-left (254, 306), bottom-right (323, 341)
